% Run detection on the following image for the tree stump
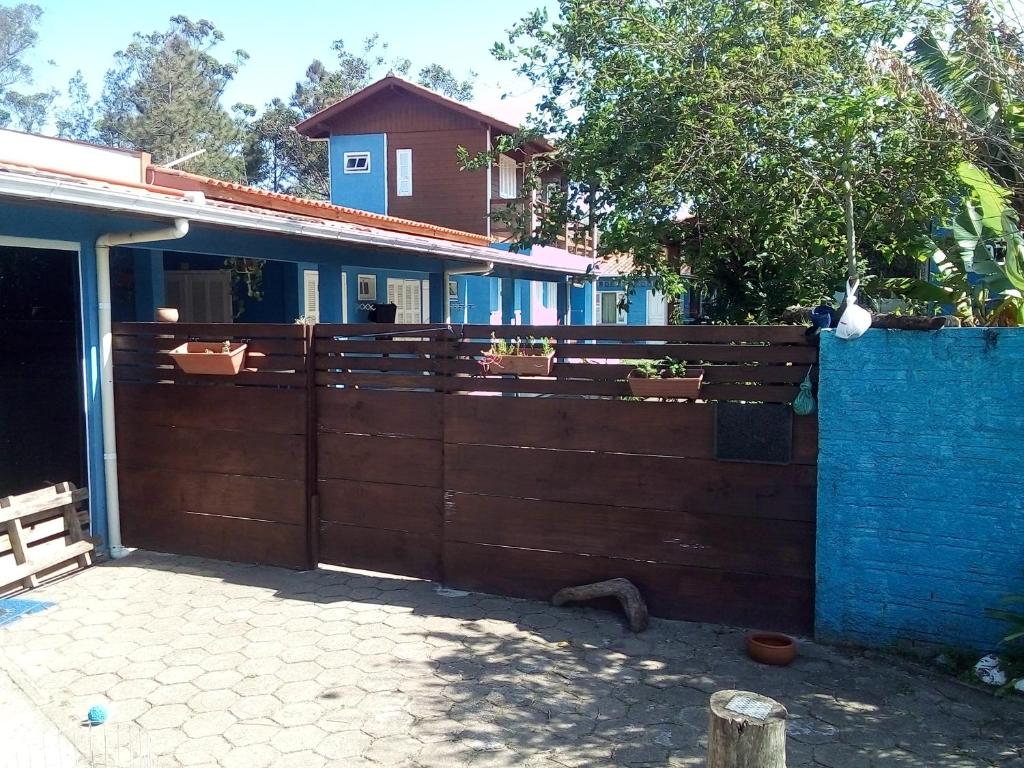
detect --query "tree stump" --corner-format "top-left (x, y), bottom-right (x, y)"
top-left (707, 690), bottom-right (787, 768)
top-left (551, 577), bottom-right (649, 632)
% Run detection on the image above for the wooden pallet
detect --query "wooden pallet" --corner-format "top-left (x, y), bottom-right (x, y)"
top-left (0, 482), bottom-right (93, 594)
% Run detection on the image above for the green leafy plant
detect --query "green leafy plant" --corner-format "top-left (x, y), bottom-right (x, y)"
top-left (631, 357), bottom-right (692, 379)
top-left (888, 163), bottom-right (1024, 325)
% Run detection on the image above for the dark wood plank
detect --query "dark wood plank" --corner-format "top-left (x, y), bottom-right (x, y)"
top-left (116, 422), bottom-right (305, 480)
top-left (445, 396), bottom-right (817, 464)
top-left (443, 541), bottom-right (813, 633)
top-left (114, 334), bottom-right (304, 356)
top-left (119, 466), bottom-right (305, 526)
top-left (319, 523), bottom-right (441, 580)
top-left (316, 355), bottom-right (445, 373)
top-left (315, 371), bottom-right (446, 391)
top-left (122, 507), bottom-right (308, 569)
top-left (115, 349), bottom-right (307, 371)
top-left (444, 444), bottom-right (816, 520)
top-left (318, 479), bottom-right (443, 535)
top-left (317, 389), bottom-right (442, 439)
top-left (318, 432), bottom-right (442, 487)
top-left (444, 493), bottom-right (813, 577)
top-left (114, 365), bottom-right (306, 388)
top-left (115, 383), bottom-right (306, 434)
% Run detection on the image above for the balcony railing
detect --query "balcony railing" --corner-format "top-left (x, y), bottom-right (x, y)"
top-left (489, 198), bottom-right (596, 258)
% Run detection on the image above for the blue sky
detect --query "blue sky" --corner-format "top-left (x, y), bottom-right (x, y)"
top-left (24, 0), bottom-right (558, 129)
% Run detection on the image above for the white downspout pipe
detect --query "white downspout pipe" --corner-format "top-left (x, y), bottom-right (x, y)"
top-left (444, 262), bottom-right (493, 324)
top-left (96, 218), bottom-right (189, 558)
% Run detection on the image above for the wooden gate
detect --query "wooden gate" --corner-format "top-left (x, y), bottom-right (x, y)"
top-left (112, 323), bottom-right (313, 569)
top-left (314, 324), bottom-right (817, 632)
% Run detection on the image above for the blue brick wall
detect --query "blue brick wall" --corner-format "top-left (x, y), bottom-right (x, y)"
top-left (817, 328), bottom-right (1024, 650)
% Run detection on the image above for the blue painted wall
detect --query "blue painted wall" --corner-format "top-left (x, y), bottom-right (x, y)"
top-left (329, 133), bottom-right (387, 214)
top-left (816, 328), bottom-right (1024, 650)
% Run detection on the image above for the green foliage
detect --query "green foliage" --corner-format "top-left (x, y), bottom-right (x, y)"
top-left (986, 585), bottom-right (1024, 693)
top-left (888, 163), bottom-right (1024, 325)
top-left (483, 332), bottom-right (554, 359)
top-left (632, 357), bottom-right (689, 379)
top-left (0, 3), bottom-right (54, 130)
top-left (55, 71), bottom-right (97, 141)
top-left (96, 16), bottom-right (248, 181)
top-left (486, 0), bottom-right (966, 321)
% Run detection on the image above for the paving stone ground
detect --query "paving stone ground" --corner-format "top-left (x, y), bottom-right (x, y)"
top-left (1, 551), bottom-right (1021, 767)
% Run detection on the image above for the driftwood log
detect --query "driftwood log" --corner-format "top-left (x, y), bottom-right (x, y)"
top-left (707, 690), bottom-right (787, 768)
top-left (551, 577), bottom-right (649, 632)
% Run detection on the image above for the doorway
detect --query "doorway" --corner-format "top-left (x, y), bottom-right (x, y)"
top-left (0, 245), bottom-right (86, 496)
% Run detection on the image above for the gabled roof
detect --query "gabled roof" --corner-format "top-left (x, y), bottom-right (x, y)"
top-left (293, 74), bottom-right (553, 152)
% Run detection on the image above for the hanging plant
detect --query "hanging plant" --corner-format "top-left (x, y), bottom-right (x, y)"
top-left (223, 257), bottom-right (265, 319)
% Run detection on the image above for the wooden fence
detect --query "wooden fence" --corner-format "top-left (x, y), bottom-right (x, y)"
top-left (112, 323), bottom-right (312, 569)
top-left (113, 321), bottom-right (818, 632)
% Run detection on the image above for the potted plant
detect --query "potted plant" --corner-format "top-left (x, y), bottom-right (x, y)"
top-left (479, 333), bottom-right (556, 376)
top-left (627, 357), bottom-right (703, 398)
top-left (170, 340), bottom-right (248, 375)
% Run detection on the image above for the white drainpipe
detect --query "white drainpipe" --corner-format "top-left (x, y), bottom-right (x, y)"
top-left (444, 262), bottom-right (493, 323)
top-left (96, 218), bottom-right (190, 558)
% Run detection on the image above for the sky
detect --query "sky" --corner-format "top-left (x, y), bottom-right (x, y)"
top-left (22, 0), bottom-right (559, 130)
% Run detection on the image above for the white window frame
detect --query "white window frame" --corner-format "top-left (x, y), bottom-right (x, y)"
top-left (498, 155), bottom-right (517, 199)
top-left (302, 269), bottom-right (320, 323)
top-left (343, 151), bottom-right (371, 174)
top-left (597, 290), bottom-right (627, 325)
top-left (396, 148), bottom-right (413, 197)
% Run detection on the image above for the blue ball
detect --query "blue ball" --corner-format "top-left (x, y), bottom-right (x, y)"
top-left (86, 705), bottom-right (108, 725)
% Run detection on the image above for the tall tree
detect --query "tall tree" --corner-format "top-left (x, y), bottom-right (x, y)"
top-left (245, 36), bottom-right (475, 197)
top-left (486, 0), bottom-right (965, 321)
top-left (55, 70), bottom-right (96, 141)
top-left (0, 3), bottom-right (53, 130)
top-left (96, 16), bottom-right (248, 180)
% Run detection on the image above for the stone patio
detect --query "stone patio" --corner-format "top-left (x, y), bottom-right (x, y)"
top-left (1, 552), bottom-right (1021, 767)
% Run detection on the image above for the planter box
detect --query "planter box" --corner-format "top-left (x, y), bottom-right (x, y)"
top-left (628, 370), bottom-right (703, 399)
top-left (170, 342), bottom-right (248, 375)
top-left (487, 350), bottom-right (555, 376)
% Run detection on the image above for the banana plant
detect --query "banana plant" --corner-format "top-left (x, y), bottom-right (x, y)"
top-left (887, 163), bottom-right (1024, 325)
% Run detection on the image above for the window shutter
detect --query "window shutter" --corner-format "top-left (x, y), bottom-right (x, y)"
top-left (421, 280), bottom-right (430, 322)
top-left (396, 149), bottom-right (413, 197)
top-left (498, 155), bottom-right (517, 199)
top-left (303, 270), bottom-right (320, 322)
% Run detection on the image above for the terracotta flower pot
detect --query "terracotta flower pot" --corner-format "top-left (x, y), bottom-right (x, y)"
top-left (169, 342), bottom-right (247, 375)
top-left (746, 632), bottom-right (797, 666)
top-left (627, 369), bottom-right (703, 399)
top-left (156, 307), bottom-right (179, 323)
top-left (487, 349), bottom-right (555, 376)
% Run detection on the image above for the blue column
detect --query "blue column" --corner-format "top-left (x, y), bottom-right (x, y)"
top-left (556, 280), bottom-right (570, 325)
top-left (318, 263), bottom-right (343, 322)
top-left (133, 248), bottom-right (164, 321)
top-left (570, 283), bottom-right (595, 325)
top-left (500, 278), bottom-right (517, 324)
top-left (517, 280), bottom-right (532, 325)
top-left (428, 273), bottom-right (446, 323)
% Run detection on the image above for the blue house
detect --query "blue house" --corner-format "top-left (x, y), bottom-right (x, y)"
top-left (593, 253), bottom-right (689, 325)
top-left (294, 74), bottom-right (597, 326)
top-left (0, 129), bottom-right (592, 555)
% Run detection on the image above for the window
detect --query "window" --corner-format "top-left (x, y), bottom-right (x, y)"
top-left (302, 270), bottom-right (320, 323)
top-left (498, 155), bottom-right (517, 199)
top-left (599, 291), bottom-right (627, 324)
top-left (343, 151), bottom-right (371, 174)
top-left (164, 270), bottom-right (233, 323)
top-left (396, 149), bottom-right (412, 196)
top-left (386, 277), bottom-right (427, 324)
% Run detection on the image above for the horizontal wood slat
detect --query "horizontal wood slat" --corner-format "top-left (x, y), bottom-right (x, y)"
top-left (444, 397), bottom-right (818, 464)
top-left (120, 467), bottom-right (305, 526)
top-left (443, 542), bottom-right (813, 633)
top-left (114, 322), bottom-right (306, 338)
top-left (318, 480), bottom-right (443, 536)
top-left (318, 433), bottom-right (442, 488)
top-left (318, 524), bottom-right (441, 581)
top-left (318, 389), bottom-right (442, 439)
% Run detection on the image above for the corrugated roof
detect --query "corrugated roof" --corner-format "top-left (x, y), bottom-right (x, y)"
top-left (148, 166), bottom-right (491, 246)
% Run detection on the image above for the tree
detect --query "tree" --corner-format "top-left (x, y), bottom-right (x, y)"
top-left (0, 3), bottom-right (54, 130)
top-left (487, 0), bottom-right (966, 321)
top-left (96, 16), bottom-right (248, 181)
top-left (55, 70), bottom-right (96, 141)
top-left (244, 36), bottom-right (475, 197)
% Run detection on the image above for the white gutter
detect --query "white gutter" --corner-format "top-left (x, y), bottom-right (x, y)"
top-left (0, 170), bottom-right (593, 276)
top-left (96, 218), bottom-right (190, 558)
top-left (444, 262), bottom-right (494, 323)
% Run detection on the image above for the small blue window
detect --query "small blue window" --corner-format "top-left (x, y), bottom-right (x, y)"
top-left (343, 152), bottom-right (371, 174)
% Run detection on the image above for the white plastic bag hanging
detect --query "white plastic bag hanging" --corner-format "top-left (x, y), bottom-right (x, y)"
top-left (835, 279), bottom-right (871, 340)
